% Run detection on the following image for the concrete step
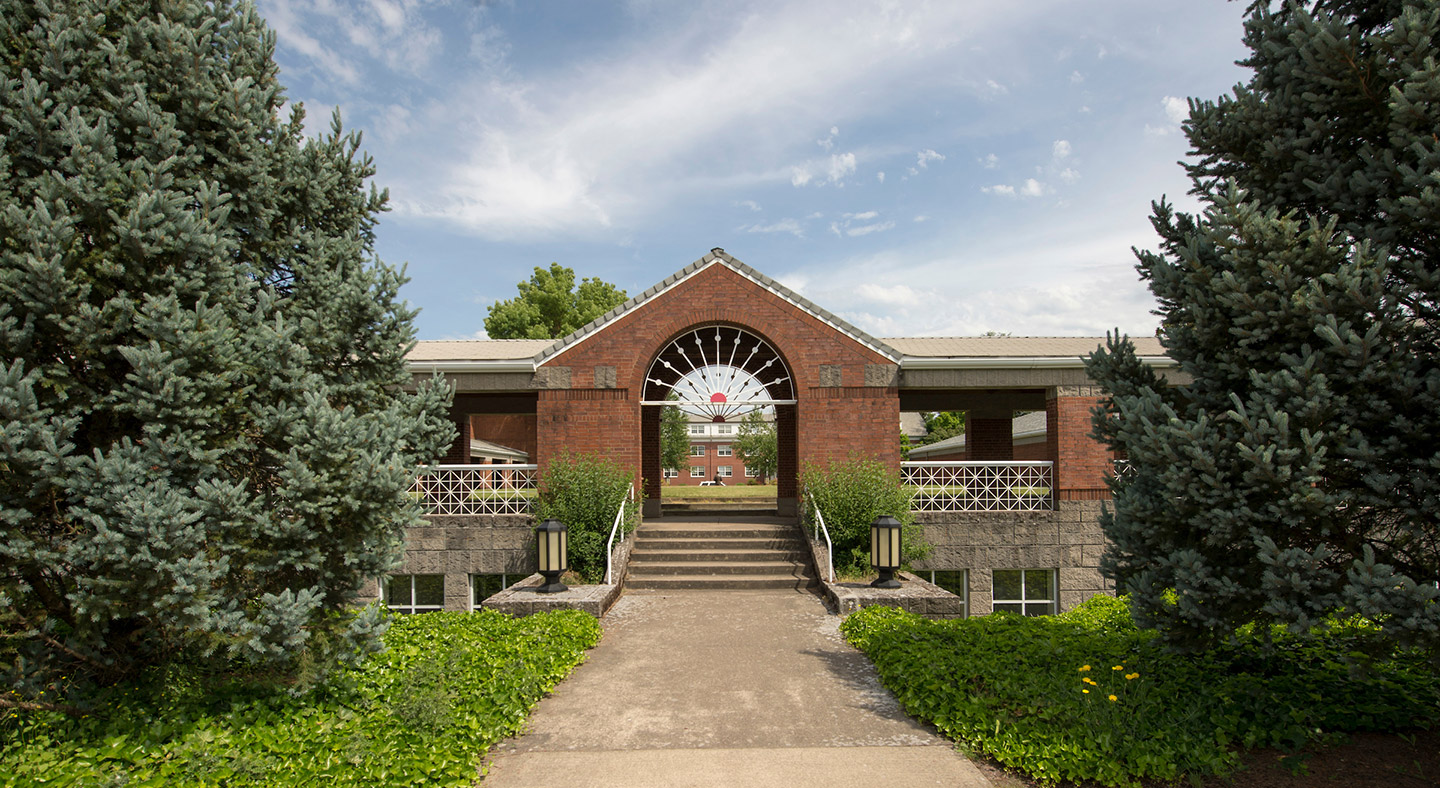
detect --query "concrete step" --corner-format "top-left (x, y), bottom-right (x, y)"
top-left (633, 537), bottom-right (804, 551)
top-left (625, 574), bottom-right (819, 590)
top-left (628, 560), bottom-right (812, 576)
top-left (638, 525), bottom-right (797, 540)
top-left (629, 549), bottom-right (809, 563)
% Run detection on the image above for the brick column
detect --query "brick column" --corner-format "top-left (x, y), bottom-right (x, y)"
top-left (776, 403), bottom-right (798, 517)
top-left (967, 417), bottom-right (1014, 461)
top-left (640, 405), bottom-right (661, 517)
top-left (441, 414), bottom-right (471, 464)
top-left (1046, 386), bottom-right (1112, 500)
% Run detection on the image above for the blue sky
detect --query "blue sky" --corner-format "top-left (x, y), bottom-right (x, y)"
top-left (256, 0), bottom-right (1253, 341)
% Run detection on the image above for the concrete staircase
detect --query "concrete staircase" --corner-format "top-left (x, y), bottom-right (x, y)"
top-left (625, 516), bottom-right (818, 590)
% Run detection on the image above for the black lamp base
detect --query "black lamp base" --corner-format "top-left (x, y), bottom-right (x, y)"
top-left (535, 571), bottom-right (568, 594)
top-left (871, 568), bottom-right (901, 589)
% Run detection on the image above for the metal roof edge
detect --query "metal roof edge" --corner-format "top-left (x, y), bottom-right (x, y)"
top-left (408, 360), bottom-right (537, 374)
top-left (900, 355), bottom-right (1177, 371)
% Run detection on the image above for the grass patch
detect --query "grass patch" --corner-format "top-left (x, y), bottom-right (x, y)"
top-left (840, 597), bottom-right (1440, 788)
top-left (0, 609), bottom-right (600, 788)
top-left (662, 484), bottom-right (777, 501)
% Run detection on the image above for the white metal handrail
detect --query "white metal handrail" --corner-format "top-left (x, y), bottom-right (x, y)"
top-left (805, 490), bottom-right (835, 583)
top-left (604, 485), bottom-right (635, 585)
top-left (412, 464), bottom-right (537, 516)
top-left (901, 461), bottom-right (1053, 512)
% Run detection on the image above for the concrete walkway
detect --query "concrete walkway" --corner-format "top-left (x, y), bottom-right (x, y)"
top-left (482, 589), bottom-right (991, 787)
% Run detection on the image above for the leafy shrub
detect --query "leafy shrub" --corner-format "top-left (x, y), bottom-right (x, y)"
top-left (802, 454), bottom-right (926, 574)
top-left (0, 609), bottom-right (601, 787)
top-left (840, 597), bottom-right (1440, 787)
top-left (535, 452), bottom-right (641, 583)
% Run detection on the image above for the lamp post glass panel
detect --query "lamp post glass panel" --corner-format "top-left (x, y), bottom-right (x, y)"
top-left (870, 516), bottom-right (903, 588)
top-left (535, 518), bottom-right (569, 593)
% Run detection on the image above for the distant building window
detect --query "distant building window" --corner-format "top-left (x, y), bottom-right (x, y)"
top-left (690, 445), bottom-right (705, 456)
top-left (470, 574), bottom-right (513, 611)
top-left (716, 425), bottom-right (733, 434)
top-left (662, 468), bottom-right (678, 478)
top-left (690, 466), bottom-right (706, 477)
top-left (928, 570), bottom-right (969, 618)
top-left (717, 466), bottom-right (732, 477)
top-left (717, 446), bottom-right (732, 457)
top-left (689, 425), bottom-right (705, 435)
top-left (385, 574), bottom-right (443, 614)
top-left (744, 466), bottom-right (759, 477)
top-left (992, 569), bottom-right (1055, 616)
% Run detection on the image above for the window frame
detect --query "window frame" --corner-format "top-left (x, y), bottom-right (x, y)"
top-left (717, 465), bottom-right (732, 478)
top-left (385, 573), bottom-right (444, 614)
top-left (469, 573), bottom-right (513, 611)
top-left (928, 569), bottom-right (969, 618)
top-left (690, 466), bottom-right (706, 477)
top-left (991, 568), bottom-right (1056, 616)
top-left (690, 445), bottom-right (706, 456)
top-left (717, 446), bottom-right (733, 457)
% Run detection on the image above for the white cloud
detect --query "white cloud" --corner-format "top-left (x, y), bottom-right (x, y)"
top-left (1163, 95), bottom-right (1190, 124)
top-left (877, 171), bottom-right (886, 183)
top-left (741, 218), bottom-right (805, 237)
top-left (1020, 178), bottom-right (1046, 198)
top-left (855, 283), bottom-right (919, 306)
top-left (1052, 140), bottom-right (1071, 160)
top-left (1070, 70), bottom-right (1085, 84)
top-left (1059, 167), bottom-right (1081, 183)
top-left (845, 210), bottom-right (879, 220)
top-left (827, 152), bottom-right (857, 183)
top-left (979, 153), bottom-right (999, 169)
top-left (913, 215), bottom-right (929, 223)
top-left (736, 199), bottom-right (763, 212)
top-left (829, 211), bottom-right (895, 237)
top-left (985, 79), bottom-right (1009, 95)
top-left (916, 148), bottom-right (945, 168)
top-left (982, 184), bottom-right (1016, 197)
top-left (790, 167), bottom-right (814, 187)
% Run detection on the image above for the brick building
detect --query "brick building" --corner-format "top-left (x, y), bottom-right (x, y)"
top-left (394, 249), bottom-right (1177, 616)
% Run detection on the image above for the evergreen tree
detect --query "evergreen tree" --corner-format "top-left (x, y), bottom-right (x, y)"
top-left (484, 263), bottom-right (628, 340)
top-left (0, 0), bottom-right (453, 697)
top-left (1087, 0), bottom-right (1439, 653)
top-left (734, 410), bottom-right (777, 483)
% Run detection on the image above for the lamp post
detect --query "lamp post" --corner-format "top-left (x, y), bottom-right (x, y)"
top-left (534, 518), bottom-right (569, 593)
top-left (870, 515), bottom-right (903, 589)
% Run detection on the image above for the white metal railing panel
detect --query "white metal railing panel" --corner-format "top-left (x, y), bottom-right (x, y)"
top-left (412, 464), bottom-right (537, 516)
top-left (901, 461), bottom-right (1053, 512)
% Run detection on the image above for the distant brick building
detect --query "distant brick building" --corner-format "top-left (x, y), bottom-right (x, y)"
top-left (396, 250), bottom-right (1178, 615)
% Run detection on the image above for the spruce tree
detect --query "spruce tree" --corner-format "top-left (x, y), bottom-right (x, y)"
top-left (1087, 0), bottom-right (1439, 653)
top-left (0, 0), bottom-right (453, 696)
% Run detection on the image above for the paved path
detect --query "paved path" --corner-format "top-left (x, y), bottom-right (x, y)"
top-left (482, 589), bottom-right (991, 787)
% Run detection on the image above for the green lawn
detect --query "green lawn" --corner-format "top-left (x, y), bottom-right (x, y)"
top-left (662, 483), bottom-right (777, 501)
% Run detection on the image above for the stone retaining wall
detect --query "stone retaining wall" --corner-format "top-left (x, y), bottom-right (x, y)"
top-left (911, 500), bottom-right (1113, 615)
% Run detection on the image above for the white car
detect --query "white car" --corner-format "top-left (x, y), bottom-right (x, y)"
top-left (698, 480), bottom-right (725, 487)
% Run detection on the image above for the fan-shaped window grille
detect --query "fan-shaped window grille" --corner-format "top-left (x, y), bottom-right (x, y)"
top-left (643, 325), bottom-right (793, 422)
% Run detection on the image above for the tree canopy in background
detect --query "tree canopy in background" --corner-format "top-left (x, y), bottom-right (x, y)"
top-left (659, 394), bottom-right (690, 475)
top-left (484, 263), bottom-right (628, 340)
top-left (1087, 0), bottom-right (1439, 653)
top-left (0, 0), bottom-right (453, 697)
top-left (734, 411), bottom-right (778, 483)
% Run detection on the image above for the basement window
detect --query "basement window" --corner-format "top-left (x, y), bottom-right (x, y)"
top-left (385, 574), bottom-right (443, 614)
top-left (992, 569), bottom-right (1055, 616)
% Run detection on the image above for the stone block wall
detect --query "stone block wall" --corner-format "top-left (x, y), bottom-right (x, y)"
top-left (911, 500), bottom-right (1113, 615)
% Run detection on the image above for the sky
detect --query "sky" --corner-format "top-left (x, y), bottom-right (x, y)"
top-left (255, 0), bottom-right (1255, 341)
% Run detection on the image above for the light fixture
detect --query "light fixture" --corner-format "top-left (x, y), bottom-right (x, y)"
top-left (870, 515), bottom-right (903, 589)
top-left (535, 518), bottom-right (569, 593)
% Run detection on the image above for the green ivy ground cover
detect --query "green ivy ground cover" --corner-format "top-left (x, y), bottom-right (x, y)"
top-left (0, 609), bottom-right (600, 787)
top-left (841, 597), bottom-right (1439, 787)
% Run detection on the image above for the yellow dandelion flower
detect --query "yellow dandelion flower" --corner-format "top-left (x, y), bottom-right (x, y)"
top-left (1112, 665), bottom-right (1123, 671)
top-left (1082, 689), bottom-right (1090, 694)
top-left (1108, 694), bottom-right (1118, 702)
top-left (1078, 665), bottom-right (1091, 672)
top-left (1126, 672), bottom-right (1139, 680)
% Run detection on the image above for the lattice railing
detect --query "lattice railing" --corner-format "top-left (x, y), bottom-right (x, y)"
top-left (901, 461), bottom-right (1053, 512)
top-left (411, 464), bottom-right (537, 516)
